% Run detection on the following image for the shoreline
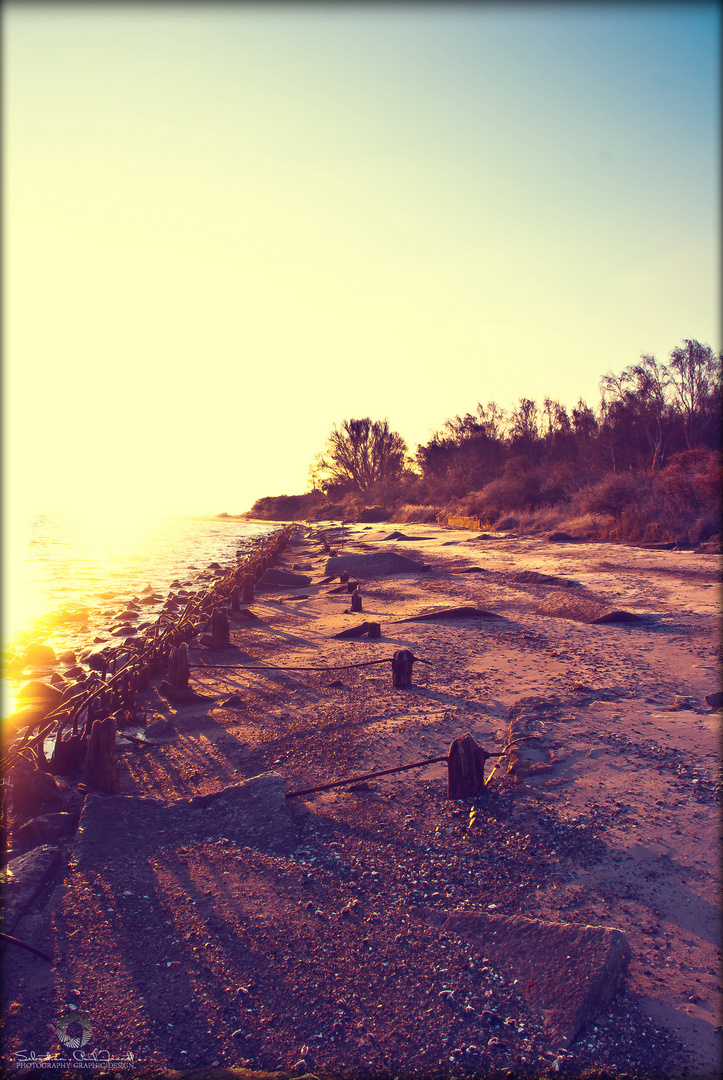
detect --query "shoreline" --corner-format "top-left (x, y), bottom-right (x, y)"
top-left (1, 518), bottom-right (279, 715)
top-left (3, 522), bottom-right (720, 1078)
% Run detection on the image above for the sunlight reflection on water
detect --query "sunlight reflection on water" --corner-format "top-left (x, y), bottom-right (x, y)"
top-left (1, 510), bottom-right (276, 715)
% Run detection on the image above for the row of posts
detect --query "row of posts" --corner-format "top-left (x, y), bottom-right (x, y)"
top-left (17, 525), bottom-right (297, 774)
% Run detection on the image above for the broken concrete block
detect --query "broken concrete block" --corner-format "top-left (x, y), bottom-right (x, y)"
top-left (441, 909), bottom-right (631, 1047)
top-left (0, 845), bottom-right (62, 932)
top-left (258, 568), bottom-right (312, 587)
top-left (324, 552), bottom-right (426, 578)
top-left (73, 773), bottom-right (297, 871)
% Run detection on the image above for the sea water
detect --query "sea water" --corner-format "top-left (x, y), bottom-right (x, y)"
top-left (1, 511), bottom-right (278, 716)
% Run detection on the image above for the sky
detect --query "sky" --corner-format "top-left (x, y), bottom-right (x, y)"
top-left (4, 1), bottom-right (720, 522)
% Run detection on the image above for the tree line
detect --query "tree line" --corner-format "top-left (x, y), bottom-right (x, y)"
top-left (248, 339), bottom-right (721, 545)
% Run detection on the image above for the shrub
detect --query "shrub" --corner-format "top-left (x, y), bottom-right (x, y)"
top-left (656, 449), bottom-right (721, 517)
top-left (393, 504), bottom-right (442, 523)
top-left (690, 513), bottom-right (720, 546)
top-left (246, 492), bottom-right (324, 520)
top-left (582, 473), bottom-right (645, 522)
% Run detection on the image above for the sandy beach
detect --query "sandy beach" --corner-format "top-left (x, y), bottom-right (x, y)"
top-left (3, 522), bottom-right (720, 1079)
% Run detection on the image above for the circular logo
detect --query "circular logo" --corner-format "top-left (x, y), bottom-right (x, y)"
top-left (56, 1007), bottom-right (93, 1049)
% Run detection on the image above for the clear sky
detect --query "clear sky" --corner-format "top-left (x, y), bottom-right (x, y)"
top-left (4, 1), bottom-right (720, 522)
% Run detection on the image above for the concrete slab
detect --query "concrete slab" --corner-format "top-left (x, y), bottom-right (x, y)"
top-left (324, 551), bottom-right (427, 578)
top-left (441, 909), bottom-right (631, 1048)
top-left (1, 845), bottom-right (61, 932)
top-left (73, 773), bottom-right (298, 871)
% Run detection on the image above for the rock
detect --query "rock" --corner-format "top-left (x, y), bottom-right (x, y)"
top-left (73, 773), bottom-right (297, 870)
top-left (324, 552), bottom-right (427, 578)
top-left (441, 909), bottom-right (631, 1046)
top-left (10, 766), bottom-right (65, 816)
top-left (14, 812), bottom-right (77, 850)
top-left (705, 691), bottom-right (723, 709)
top-left (220, 695), bottom-right (244, 708)
top-left (0, 845), bottom-right (62, 932)
top-left (258, 568), bottom-right (312, 587)
top-left (291, 562), bottom-right (313, 571)
top-left (146, 717), bottom-right (177, 737)
top-left (59, 651), bottom-right (77, 664)
top-left (59, 669), bottom-right (85, 686)
top-left (17, 680), bottom-right (64, 713)
top-left (3, 705), bottom-right (48, 746)
top-left (23, 643), bottom-right (56, 666)
top-left (84, 649), bottom-right (110, 672)
top-left (159, 679), bottom-right (216, 702)
top-left (235, 608), bottom-right (259, 620)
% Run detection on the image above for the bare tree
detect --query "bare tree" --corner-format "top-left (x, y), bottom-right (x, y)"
top-left (601, 355), bottom-right (670, 471)
top-left (314, 418), bottom-right (408, 495)
top-left (508, 398), bottom-right (542, 461)
top-left (667, 339), bottom-right (721, 450)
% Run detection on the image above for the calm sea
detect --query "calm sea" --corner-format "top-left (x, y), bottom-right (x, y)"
top-left (1, 511), bottom-right (278, 715)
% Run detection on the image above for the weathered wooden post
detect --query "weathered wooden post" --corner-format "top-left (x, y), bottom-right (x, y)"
top-left (340, 570), bottom-right (349, 583)
top-left (351, 589), bottom-right (363, 613)
top-left (230, 586), bottom-right (241, 613)
top-left (391, 649), bottom-right (414, 688)
top-left (84, 715), bottom-right (121, 795)
top-left (367, 622), bottom-right (381, 638)
top-left (447, 733), bottom-right (491, 799)
top-left (168, 643), bottom-right (190, 689)
top-left (346, 580), bottom-right (358, 594)
top-left (211, 608), bottom-right (230, 644)
top-left (243, 573), bottom-right (255, 602)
